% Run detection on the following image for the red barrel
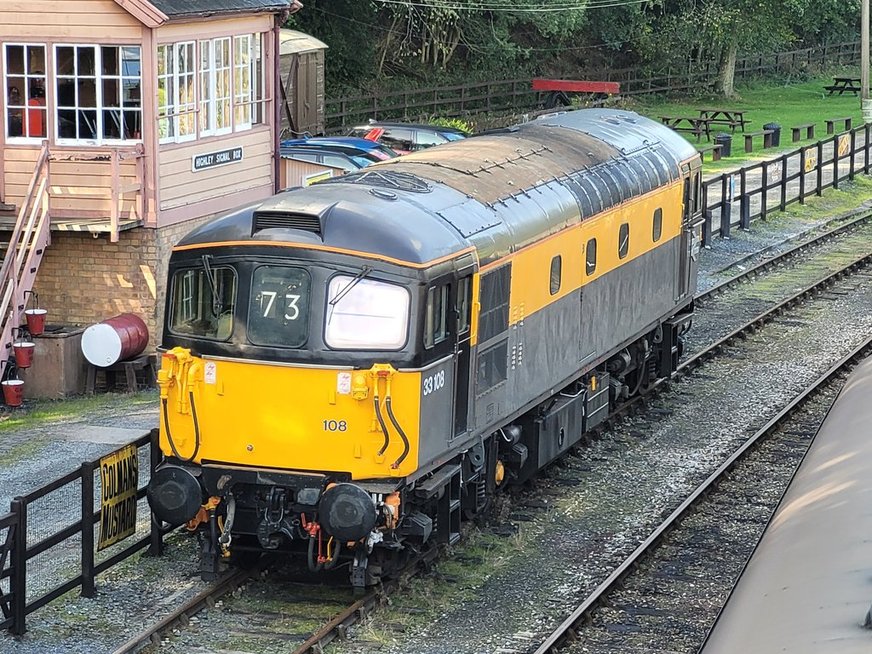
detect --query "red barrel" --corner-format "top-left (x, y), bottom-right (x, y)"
top-left (81, 313), bottom-right (149, 367)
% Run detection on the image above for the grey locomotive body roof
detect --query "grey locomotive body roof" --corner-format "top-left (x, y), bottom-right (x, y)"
top-left (700, 354), bottom-right (872, 654)
top-left (176, 109), bottom-right (698, 267)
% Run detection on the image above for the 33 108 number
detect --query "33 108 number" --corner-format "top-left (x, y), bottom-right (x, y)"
top-left (422, 370), bottom-right (446, 396)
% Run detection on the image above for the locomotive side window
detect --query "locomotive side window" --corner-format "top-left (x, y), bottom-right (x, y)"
top-left (170, 266), bottom-right (237, 340)
top-left (457, 277), bottom-right (471, 334)
top-left (585, 238), bottom-right (597, 275)
top-left (652, 208), bottom-right (663, 242)
top-left (247, 266), bottom-right (310, 347)
top-left (476, 340), bottom-right (508, 391)
top-left (325, 276), bottom-right (410, 350)
top-left (424, 284), bottom-right (449, 349)
top-left (550, 255), bottom-right (562, 295)
top-left (478, 264), bottom-right (511, 343)
top-left (618, 223), bottom-right (630, 259)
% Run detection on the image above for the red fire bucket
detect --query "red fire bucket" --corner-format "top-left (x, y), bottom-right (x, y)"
top-left (24, 309), bottom-right (47, 336)
top-left (2, 379), bottom-right (24, 407)
top-left (13, 341), bottom-right (34, 368)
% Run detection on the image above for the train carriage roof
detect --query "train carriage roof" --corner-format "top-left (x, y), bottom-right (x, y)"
top-left (176, 110), bottom-right (699, 268)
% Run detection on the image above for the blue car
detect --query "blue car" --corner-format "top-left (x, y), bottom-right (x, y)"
top-left (280, 136), bottom-right (399, 164)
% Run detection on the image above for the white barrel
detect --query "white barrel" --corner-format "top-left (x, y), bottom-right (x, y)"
top-left (81, 313), bottom-right (149, 367)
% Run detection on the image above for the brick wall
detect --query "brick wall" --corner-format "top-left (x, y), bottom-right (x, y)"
top-left (35, 215), bottom-right (214, 348)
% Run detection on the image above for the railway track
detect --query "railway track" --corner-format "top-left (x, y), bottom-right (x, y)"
top-left (532, 335), bottom-right (872, 654)
top-left (125, 221), bottom-right (872, 654)
top-left (317, 235), bottom-right (872, 651)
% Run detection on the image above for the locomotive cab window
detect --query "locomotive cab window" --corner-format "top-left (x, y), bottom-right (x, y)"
top-left (424, 284), bottom-right (450, 349)
top-left (652, 208), bottom-right (663, 242)
top-left (585, 238), bottom-right (597, 275)
top-left (248, 266), bottom-right (310, 347)
top-left (170, 265), bottom-right (237, 340)
top-left (457, 277), bottom-right (471, 334)
top-left (618, 223), bottom-right (630, 259)
top-left (325, 275), bottom-right (410, 350)
top-left (550, 255), bottom-right (562, 295)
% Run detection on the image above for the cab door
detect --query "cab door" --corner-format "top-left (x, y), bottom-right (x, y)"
top-left (453, 275), bottom-right (473, 439)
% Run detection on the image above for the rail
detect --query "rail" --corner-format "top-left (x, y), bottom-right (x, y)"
top-left (0, 430), bottom-right (165, 635)
top-left (533, 331), bottom-right (872, 653)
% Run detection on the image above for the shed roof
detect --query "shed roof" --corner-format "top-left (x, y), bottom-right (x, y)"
top-left (150, 0), bottom-right (290, 19)
top-left (280, 29), bottom-right (329, 56)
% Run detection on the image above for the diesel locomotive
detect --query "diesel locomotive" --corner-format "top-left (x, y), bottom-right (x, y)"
top-left (147, 109), bottom-right (703, 588)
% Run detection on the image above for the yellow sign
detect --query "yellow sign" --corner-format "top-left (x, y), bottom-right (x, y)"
top-left (98, 444), bottom-right (139, 551)
top-left (838, 134), bottom-right (850, 157)
top-left (304, 170), bottom-right (333, 186)
top-left (804, 148), bottom-right (817, 172)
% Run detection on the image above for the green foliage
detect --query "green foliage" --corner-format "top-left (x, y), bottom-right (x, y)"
top-left (286, 0), bottom-right (863, 95)
top-left (429, 116), bottom-right (473, 134)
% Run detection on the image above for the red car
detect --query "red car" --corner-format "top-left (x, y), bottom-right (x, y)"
top-left (349, 121), bottom-right (468, 154)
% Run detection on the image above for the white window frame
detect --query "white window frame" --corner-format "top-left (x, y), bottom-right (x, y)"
top-left (3, 43), bottom-right (48, 143)
top-left (157, 41), bottom-right (196, 144)
top-left (53, 44), bottom-right (142, 146)
top-left (233, 34), bottom-right (253, 131)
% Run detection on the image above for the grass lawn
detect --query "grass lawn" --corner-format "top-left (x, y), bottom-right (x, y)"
top-left (628, 71), bottom-right (867, 173)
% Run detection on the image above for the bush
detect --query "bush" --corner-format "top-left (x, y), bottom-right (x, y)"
top-left (429, 116), bottom-right (474, 135)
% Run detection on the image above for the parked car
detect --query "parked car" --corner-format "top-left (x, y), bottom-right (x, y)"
top-left (347, 121), bottom-right (468, 154)
top-left (279, 146), bottom-right (373, 173)
top-left (280, 136), bottom-right (399, 163)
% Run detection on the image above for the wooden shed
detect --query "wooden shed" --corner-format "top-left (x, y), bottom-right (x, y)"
top-left (279, 29), bottom-right (327, 137)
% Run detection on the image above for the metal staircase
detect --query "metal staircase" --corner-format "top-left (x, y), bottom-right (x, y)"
top-left (0, 142), bottom-right (51, 370)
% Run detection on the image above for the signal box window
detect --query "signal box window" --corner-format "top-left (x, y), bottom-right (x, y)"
top-left (653, 208), bottom-right (663, 242)
top-left (248, 266), bottom-right (310, 347)
top-left (170, 266), bottom-right (237, 340)
top-left (618, 223), bottom-right (630, 259)
top-left (325, 276), bottom-right (410, 350)
top-left (585, 239), bottom-right (597, 275)
top-left (424, 284), bottom-right (450, 349)
top-left (550, 255), bottom-right (562, 295)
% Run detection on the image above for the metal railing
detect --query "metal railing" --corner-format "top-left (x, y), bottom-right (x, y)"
top-left (0, 430), bottom-right (164, 635)
top-left (699, 125), bottom-right (871, 246)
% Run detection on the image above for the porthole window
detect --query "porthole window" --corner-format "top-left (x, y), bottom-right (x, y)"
top-left (585, 239), bottom-right (597, 275)
top-left (653, 208), bottom-right (663, 242)
top-left (618, 223), bottom-right (630, 259)
top-left (550, 255), bottom-right (562, 295)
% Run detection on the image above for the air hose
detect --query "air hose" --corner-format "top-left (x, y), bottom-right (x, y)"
top-left (161, 391), bottom-right (202, 463)
top-left (385, 397), bottom-right (410, 469)
top-left (374, 393), bottom-right (391, 456)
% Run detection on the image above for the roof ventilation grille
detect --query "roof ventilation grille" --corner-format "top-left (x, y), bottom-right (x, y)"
top-left (253, 211), bottom-right (321, 236)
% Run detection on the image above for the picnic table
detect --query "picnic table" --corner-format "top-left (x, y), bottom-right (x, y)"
top-left (824, 77), bottom-right (861, 96)
top-left (660, 115), bottom-right (711, 141)
top-left (697, 108), bottom-right (750, 132)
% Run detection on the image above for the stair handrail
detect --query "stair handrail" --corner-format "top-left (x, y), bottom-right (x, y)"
top-left (0, 141), bottom-right (51, 362)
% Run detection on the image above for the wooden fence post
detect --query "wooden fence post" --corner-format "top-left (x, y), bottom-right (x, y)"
top-left (799, 147), bottom-right (806, 204)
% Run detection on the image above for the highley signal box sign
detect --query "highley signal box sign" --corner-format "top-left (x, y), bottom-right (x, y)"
top-left (98, 444), bottom-right (139, 551)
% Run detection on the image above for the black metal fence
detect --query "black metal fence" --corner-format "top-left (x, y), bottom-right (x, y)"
top-left (326, 41), bottom-right (861, 131)
top-left (699, 125), bottom-right (871, 246)
top-left (0, 430), bottom-right (163, 635)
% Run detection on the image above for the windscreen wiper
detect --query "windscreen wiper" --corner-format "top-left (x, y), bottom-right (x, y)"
top-left (201, 254), bottom-right (224, 316)
top-left (328, 265), bottom-right (372, 307)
